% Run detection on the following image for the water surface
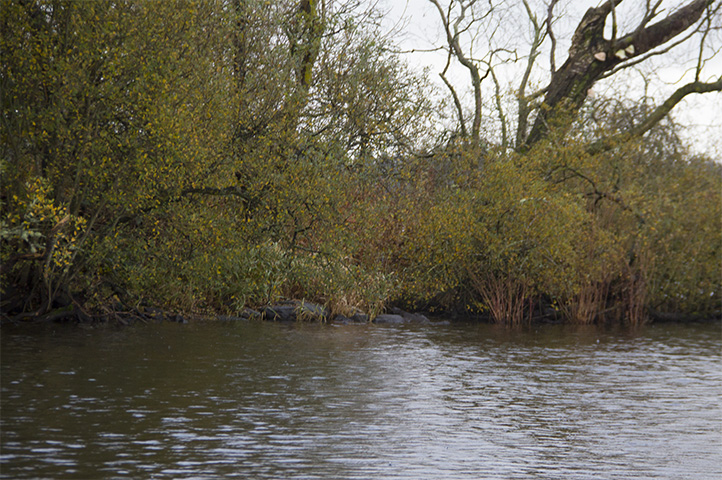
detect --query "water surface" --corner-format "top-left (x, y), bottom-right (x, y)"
top-left (1, 320), bottom-right (720, 479)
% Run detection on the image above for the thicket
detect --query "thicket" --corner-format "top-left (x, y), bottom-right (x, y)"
top-left (2, 0), bottom-right (720, 325)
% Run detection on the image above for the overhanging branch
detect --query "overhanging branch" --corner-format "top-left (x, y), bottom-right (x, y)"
top-left (181, 185), bottom-right (253, 202)
top-left (629, 77), bottom-right (722, 137)
top-left (587, 77), bottom-right (722, 155)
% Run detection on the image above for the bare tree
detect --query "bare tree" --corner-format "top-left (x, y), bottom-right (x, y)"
top-left (428, 0), bottom-right (495, 148)
top-left (424, 0), bottom-right (721, 154)
top-left (525, 0), bottom-right (721, 150)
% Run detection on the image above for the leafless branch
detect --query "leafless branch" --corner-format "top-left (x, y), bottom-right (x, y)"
top-left (525, 0), bottom-right (713, 149)
top-left (489, 64), bottom-right (508, 149)
top-left (588, 77), bottom-right (722, 155)
top-left (440, 52), bottom-right (468, 137)
top-left (611, 0), bottom-right (618, 45)
top-left (599, 21), bottom-right (706, 79)
top-left (516, 0), bottom-right (545, 148)
top-left (546, 0), bottom-right (559, 74)
top-left (429, 0), bottom-right (485, 146)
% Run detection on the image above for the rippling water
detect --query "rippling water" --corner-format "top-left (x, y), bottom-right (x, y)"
top-left (1, 320), bottom-right (720, 479)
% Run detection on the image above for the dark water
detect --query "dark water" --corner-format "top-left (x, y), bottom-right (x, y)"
top-left (1, 320), bottom-right (720, 479)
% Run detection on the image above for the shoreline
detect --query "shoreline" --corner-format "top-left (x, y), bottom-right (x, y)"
top-left (2, 299), bottom-right (720, 327)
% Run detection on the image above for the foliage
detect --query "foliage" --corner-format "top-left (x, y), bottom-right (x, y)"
top-left (1, 178), bottom-right (86, 313)
top-left (1, 0), bottom-right (719, 325)
top-left (1, 0), bottom-right (234, 316)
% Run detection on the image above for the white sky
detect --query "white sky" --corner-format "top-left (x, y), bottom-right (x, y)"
top-left (378, 0), bottom-right (721, 157)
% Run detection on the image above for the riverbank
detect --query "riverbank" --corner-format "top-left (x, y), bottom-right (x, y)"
top-left (3, 296), bottom-right (719, 327)
top-left (0, 301), bottom-right (445, 326)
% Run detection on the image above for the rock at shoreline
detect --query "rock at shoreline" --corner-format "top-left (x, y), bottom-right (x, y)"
top-left (331, 313), bottom-right (368, 324)
top-left (297, 301), bottom-right (328, 322)
top-left (391, 308), bottom-right (431, 324)
top-left (373, 314), bottom-right (405, 324)
top-left (261, 305), bottom-right (297, 322)
top-left (261, 302), bottom-right (328, 322)
top-left (331, 309), bottom-right (433, 325)
top-left (217, 307), bottom-right (260, 322)
top-left (249, 302), bottom-right (436, 325)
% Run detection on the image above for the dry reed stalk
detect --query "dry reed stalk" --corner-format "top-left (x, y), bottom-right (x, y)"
top-left (470, 270), bottom-right (531, 326)
top-left (561, 280), bottom-right (610, 324)
top-left (622, 271), bottom-right (648, 326)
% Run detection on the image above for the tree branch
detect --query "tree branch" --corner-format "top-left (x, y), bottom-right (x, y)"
top-left (633, 0), bottom-right (713, 56)
top-left (181, 185), bottom-right (253, 202)
top-left (587, 77), bottom-right (722, 154)
top-left (629, 77), bottom-right (722, 138)
top-left (546, 0), bottom-right (559, 74)
top-left (516, 0), bottom-right (545, 148)
top-left (429, 0), bottom-right (484, 147)
top-left (489, 65), bottom-right (508, 149)
top-left (440, 52), bottom-right (468, 138)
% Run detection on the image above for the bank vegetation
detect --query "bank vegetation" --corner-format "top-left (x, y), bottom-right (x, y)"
top-left (2, 0), bottom-right (721, 326)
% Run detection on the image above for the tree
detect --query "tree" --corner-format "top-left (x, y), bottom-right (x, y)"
top-left (0, 0), bottom-right (435, 319)
top-left (429, 0), bottom-right (488, 149)
top-left (1, 0), bottom-right (234, 318)
top-left (3, 0), bottom-right (716, 324)
top-left (526, 0), bottom-right (721, 150)
top-left (423, 0), bottom-right (721, 152)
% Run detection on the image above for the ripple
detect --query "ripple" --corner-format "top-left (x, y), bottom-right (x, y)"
top-left (1, 321), bottom-right (720, 479)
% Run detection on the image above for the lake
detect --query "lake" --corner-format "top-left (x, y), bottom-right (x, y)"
top-left (1, 319), bottom-right (720, 479)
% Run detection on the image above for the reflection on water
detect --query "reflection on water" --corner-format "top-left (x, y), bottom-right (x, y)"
top-left (1, 320), bottom-right (720, 479)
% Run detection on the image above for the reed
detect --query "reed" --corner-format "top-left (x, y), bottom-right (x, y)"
top-left (621, 270), bottom-right (648, 326)
top-left (470, 270), bottom-right (531, 326)
top-left (560, 280), bottom-right (611, 324)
